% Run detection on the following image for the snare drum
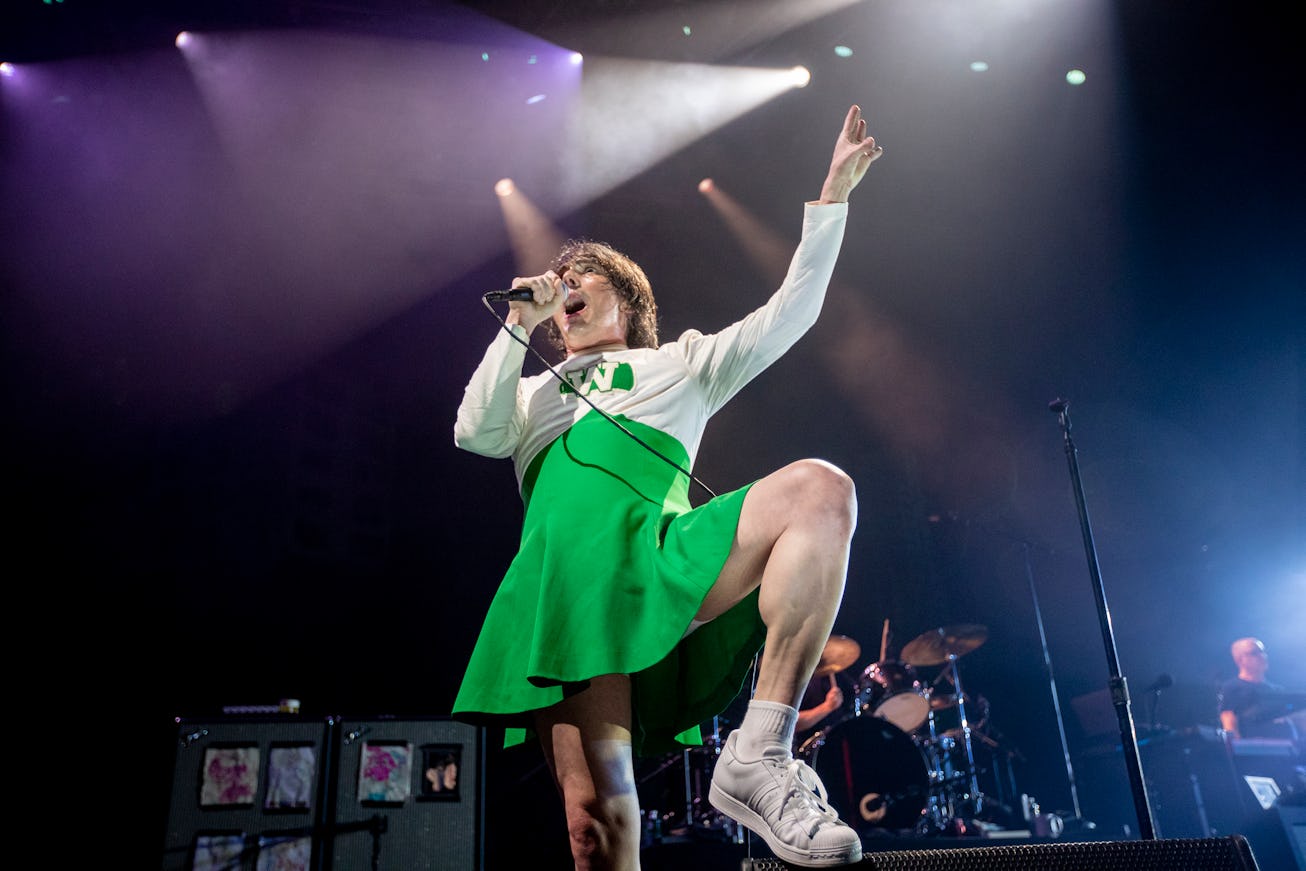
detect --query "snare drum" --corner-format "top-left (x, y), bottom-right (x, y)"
top-left (856, 660), bottom-right (930, 734)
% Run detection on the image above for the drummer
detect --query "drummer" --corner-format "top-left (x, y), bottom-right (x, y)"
top-left (797, 675), bottom-right (846, 736)
top-left (794, 635), bottom-right (860, 753)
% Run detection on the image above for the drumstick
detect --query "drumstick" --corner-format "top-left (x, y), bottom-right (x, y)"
top-left (880, 618), bottom-right (889, 662)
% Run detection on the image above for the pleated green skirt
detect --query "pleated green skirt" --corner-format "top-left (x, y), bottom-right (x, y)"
top-left (452, 410), bottom-right (766, 756)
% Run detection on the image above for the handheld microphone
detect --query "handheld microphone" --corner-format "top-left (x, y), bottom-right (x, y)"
top-left (484, 287), bottom-right (535, 302)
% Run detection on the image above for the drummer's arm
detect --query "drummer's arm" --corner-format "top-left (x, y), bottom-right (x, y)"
top-left (1220, 709), bottom-right (1240, 738)
top-left (797, 685), bottom-right (845, 731)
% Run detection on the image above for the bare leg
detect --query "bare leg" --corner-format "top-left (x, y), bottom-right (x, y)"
top-left (534, 674), bottom-right (643, 871)
top-left (698, 459), bottom-right (862, 867)
top-left (696, 458), bottom-right (858, 708)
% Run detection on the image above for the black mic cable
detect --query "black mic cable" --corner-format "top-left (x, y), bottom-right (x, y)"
top-left (480, 296), bottom-right (718, 499)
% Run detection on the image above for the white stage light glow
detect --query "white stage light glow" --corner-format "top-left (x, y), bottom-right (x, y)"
top-left (557, 57), bottom-right (809, 207)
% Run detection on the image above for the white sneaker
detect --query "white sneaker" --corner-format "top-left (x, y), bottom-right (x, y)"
top-left (709, 731), bottom-right (862, 867)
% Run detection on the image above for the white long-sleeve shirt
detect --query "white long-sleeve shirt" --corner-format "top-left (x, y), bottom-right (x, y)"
top-left (454, 201), bottom-right (849, 490)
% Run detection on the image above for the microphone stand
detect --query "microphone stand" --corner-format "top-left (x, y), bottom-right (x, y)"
top-left (1049, 398), bottom-right (1156, 840)
top-left (1020, 540), bottom-right (1086, 827)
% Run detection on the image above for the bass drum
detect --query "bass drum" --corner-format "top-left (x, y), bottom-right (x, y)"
top-left (809, 716), bottom-right (930, 832)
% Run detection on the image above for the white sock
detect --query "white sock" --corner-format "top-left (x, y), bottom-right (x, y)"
top-left (735, 699), bottom-right (798, 759)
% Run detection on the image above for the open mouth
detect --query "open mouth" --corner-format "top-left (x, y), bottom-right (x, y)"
top-left (564, 296), bottom-right (587, 316)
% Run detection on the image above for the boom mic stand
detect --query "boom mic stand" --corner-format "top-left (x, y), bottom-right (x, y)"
top-left (1049, 398), bottom-right (1157, 840)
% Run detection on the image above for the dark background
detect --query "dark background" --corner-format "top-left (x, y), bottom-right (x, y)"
top-left (2, 0), bottom-right (1302, 863)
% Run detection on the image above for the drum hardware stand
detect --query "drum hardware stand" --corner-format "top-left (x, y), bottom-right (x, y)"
top-left (944, 652), bottom-right (984, 818)
top-left (1050, 397), bottom-right (1157, 839)
top-left (686, 716), bottom-right (744, 842)
top-left (1019, 538), bottom-right (1088, 828)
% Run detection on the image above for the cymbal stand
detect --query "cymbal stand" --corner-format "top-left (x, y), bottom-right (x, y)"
top-left (685, 715), bottom-right (743, 842)
top-left (946, 653), bottom-right (984, 816)
top-left (1020, 540), bottom-right (1084, 823)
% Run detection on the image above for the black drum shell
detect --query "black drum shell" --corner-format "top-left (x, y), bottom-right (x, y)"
top-left (809, 716), bottom-right (929, 832)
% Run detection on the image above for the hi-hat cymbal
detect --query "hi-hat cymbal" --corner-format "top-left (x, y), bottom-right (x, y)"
top-left (814, 634), bottom-right (861, 677)
top-left (901, 624), bottom-right (988, 666)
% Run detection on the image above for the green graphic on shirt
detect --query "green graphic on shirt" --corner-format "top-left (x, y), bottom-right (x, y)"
top-left (559, 361), bottom-right (635, 395)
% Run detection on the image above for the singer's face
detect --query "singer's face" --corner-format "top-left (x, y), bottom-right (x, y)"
top-left (555, 262), bottom-right (629, 354)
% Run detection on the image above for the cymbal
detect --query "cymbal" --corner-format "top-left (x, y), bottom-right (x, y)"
top-left (814, 634), bottom-right (861, 677)
top-left (901, 624), bottom-right (988, 666)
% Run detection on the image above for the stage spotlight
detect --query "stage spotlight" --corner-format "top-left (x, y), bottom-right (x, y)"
top-left (0, 62), bottom-right (14, 78)
top-left (526, 94), bottom-right (546, 104)
top-left (698, 178), bottom-right (714, 193)
top-left (175, 31), bottom-right (193, 49)
top-left (1066, 69), bottom-right (1087, 85)
top-left (790, 66), bottom-right (811, 88)
top-left (494, 178), bottom-right (516, 197)
top-left (569, 52), bottom-right (583, 65)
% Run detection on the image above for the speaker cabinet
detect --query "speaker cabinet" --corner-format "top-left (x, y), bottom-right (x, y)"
top-left (161, 715), bottom-right (484, 870)
top-left (324, 716), bottom-right (483, 871)
top-left (162, 714), bottom-right (333, 871)
top-left (740, 836), bottom-right (1260, 870)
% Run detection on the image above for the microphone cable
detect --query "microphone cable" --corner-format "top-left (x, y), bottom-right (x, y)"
top-left (482, 296), bottom-right (718, 500)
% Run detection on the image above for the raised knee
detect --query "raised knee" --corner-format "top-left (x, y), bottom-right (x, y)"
top-left (788, 459), bottom-right (857, 524)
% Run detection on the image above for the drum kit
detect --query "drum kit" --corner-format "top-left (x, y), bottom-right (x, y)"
top-left (796, 622), bottom-right (1007, 836)
top-left (638, 621), bottom-right (1022, 845)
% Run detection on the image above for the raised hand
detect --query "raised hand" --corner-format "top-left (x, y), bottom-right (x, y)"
top-left (819, 104), bottom-right (884, 204)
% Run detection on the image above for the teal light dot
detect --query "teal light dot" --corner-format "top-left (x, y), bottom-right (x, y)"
top-left (682, 25), bottom-right (692, 36)
top-left (1066, 69), bottom-right (1087, 85)
top-left (970, 61), bottom-right (989, 72)
top-left (527, 54), bottom-right (537, 64)
top-left (481, 52), bottom-right (490, 61)
top-left (834, 45), bottom-right (853, 58)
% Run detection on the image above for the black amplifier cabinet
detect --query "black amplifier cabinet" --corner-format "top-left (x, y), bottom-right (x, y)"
top-left (323, 715), bottom-right (484, 871)
top-left (161, 714), bottom-right (484, 870)
top-left (162, 714), bottom-right (333, 871)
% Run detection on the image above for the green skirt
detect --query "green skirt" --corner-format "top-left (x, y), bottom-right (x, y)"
top-left (452, 411), bottom-right (766, 756)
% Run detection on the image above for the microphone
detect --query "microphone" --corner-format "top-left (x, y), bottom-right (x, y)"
top-left (1142, 673), bottom-right (1173, 693)
top-left (484, 287), bottom-right (535, 302)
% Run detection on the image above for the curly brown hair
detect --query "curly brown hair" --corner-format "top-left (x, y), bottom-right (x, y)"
top-left (545, 239), bottom-right (658, 351)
